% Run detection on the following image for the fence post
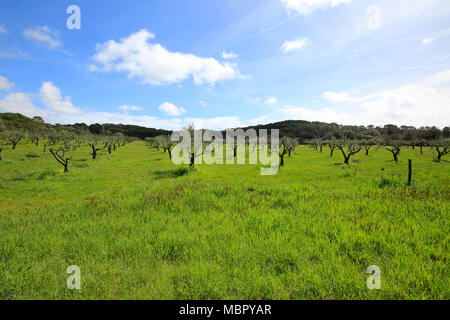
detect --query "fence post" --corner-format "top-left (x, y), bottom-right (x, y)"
top-left (407, 159), bottom-right (412, 186)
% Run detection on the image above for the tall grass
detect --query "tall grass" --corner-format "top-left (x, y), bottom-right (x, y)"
top-left (0, 141), bottom-right (448, 299)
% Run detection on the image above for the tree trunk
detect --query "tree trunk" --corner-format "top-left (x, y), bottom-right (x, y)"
top-left (113, 144), bottom-right (116, 151)
top-left (108, 145), bottom-right (112, 154)
top-left (320, 145), bottom-right (323, 152)
top-left (288, 150), bottom-right (291, 157)
top-left (233, 148), bottom-right (237, 158)
top-left (393, 153), bottom-right (398, 162)
top-left (92, 148), bottom-right (97, 160)
top-left (64, 160), bottom-right (69, 173)
top-left (190, 154), bottom-right (195, 167)
top-left (344, 156), bottom-right (350, 165)
top-left (44, 144), bottom-right (47, 153)
top-left (0, 149), bottom-right (2, 161)
top-left (420, 146), bottom-right (423, 154)
top-left (168, 149), bottom-right (172, 159)
top-left (12, 142), bottom-right (17, 150)
top-left (279, 154), bottom-right (285, 166)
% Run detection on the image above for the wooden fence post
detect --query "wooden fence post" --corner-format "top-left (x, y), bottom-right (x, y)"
top-left (407, 159), bottom-right (412, 186)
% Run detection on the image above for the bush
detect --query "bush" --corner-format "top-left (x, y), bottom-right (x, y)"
top-left (376, 175), bottom-right (402, 188)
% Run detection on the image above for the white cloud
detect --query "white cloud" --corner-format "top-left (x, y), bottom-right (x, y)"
top-left (0, 80), bottom-right (245, 130)
top-left (421, 38), bottom-right (436, 45)
top-left (118, 105), bottom-right (143, 111)
top-left (265, 96), bottom-right (279, 105)
top-left (366, 5), bottom-right (382, 30)
top-left (284, 70), bottom-right (450, 127)
top-left (420, 27), bottom-right (450, 46)
top-left (222, 51), bottom-right (238, 59)
top-left (199, 100), bottom-right (208, 107)
top-left (279, 105), bottom-right (351, 123)
top-left (158, 102), bottom-right (187, 116)
top-left (23, 26), bottom-right (62, 49)
top-left (281, 37), bottom-right (309, 53)
top-left (39, 82), bottom-right (82, 115)
top-left (0, 92), bottom-right (43, 117)
top-left (281, 0), bottom-right (351, 15)
top-left (0, 76), bottom-right (14, 91)
top-left (90, 29), bottom-right (241, 86)
top-left (424, 69), bottom-right (450, 86)
top-left (0, 25), bottom-right (7, 34)
top-left (249, 115), bottom-right (269, 125)
top-left (185, 116), bottom-right (244, 130)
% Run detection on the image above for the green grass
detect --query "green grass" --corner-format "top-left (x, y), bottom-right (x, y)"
top-left (0, 141), bottom-right (448, 299)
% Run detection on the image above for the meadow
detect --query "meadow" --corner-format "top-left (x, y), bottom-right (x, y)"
top-left (0, 140), bottom-right (448, 299)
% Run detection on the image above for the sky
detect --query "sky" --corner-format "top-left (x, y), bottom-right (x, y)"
top-left (0, 0), bottom-right (450, 130)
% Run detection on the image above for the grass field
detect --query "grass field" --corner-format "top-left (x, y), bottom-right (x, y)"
top-left (0, 140), bottom-right (448, 299)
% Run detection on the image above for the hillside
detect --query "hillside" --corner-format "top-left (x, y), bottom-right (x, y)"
top-left (0, 113), bottom-right (171, 139)
top-left (1, 112), bottom-right (449, 141)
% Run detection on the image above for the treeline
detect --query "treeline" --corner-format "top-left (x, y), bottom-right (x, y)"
top-left (240, 120), bottom-right (450, 142)
top-left (0, 113), bottom-right (171, 139)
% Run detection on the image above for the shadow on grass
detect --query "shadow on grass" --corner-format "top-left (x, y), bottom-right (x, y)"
top-left (152, 167), bottom-right (196, 180)
top-left (36, 170), bottom-right (57, 180)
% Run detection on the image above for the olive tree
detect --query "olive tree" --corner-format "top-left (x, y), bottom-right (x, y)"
top-left (278, 137), bottom-right (292, 167)
top-left (326, 139), bottom-right (338, 157)
top-left (285, 137), bottom-right (299, 157)
top-left (362, 139), bottom-right (376, 156)
top-left (337, 140), bottom-right (362, 165)
top-left (7, 130), bottom-right (25, 150)
top-left (385, 141), bottom-right (403, 162)
top-left (431, 140), bottom-right (449, 162)
top-left (416, 138), bottom-right (427, 154)
top-left (29, 130), bottom-right (43, 147)
top-left (48, 131), bottom-right (79, 173)
top-left (0, 130), bottom-right (9, 161)
top-left (159, 135), bottom-right (176, 159)
top-left (85, 134), bottom-right (107, 160)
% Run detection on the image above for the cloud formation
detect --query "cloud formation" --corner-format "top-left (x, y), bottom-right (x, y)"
top-left (90, 29), bottom-right (241, 86)
top-left (0, 80), bottom-right (245, 130)
top-left (118, 105), bottom-right (143, 111)
top-left (265, 96), bottom-right (279, 105)
top-left (280, 0), bottom-right (351, 15)
top-left (158, 102), bottom-right (187, 116)
top-left (279, 69), bottom-right (450, 128)
top-left (281, 38), bottom-right (309, 53)
top-left (39, 82), bottom-right (82, 115)
top-left (0, 76), bottom-right (14, 91)
top-left (23, 26), bottom-right (62, 49)
top-left (222, 51), bottom-right (238, 59)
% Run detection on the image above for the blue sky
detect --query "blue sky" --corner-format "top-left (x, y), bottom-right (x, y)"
top-left (0, 0), bottom-right (450, 129)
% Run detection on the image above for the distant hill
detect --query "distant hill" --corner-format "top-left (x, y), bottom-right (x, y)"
top-left (0, 113), bottom-right (171, 139)
top-left (1, 112), bottom-right (448, 141)
top-left (0, 113), bottom-right (52, 130)
top-left (238, 120), bottom-right (448, 141)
